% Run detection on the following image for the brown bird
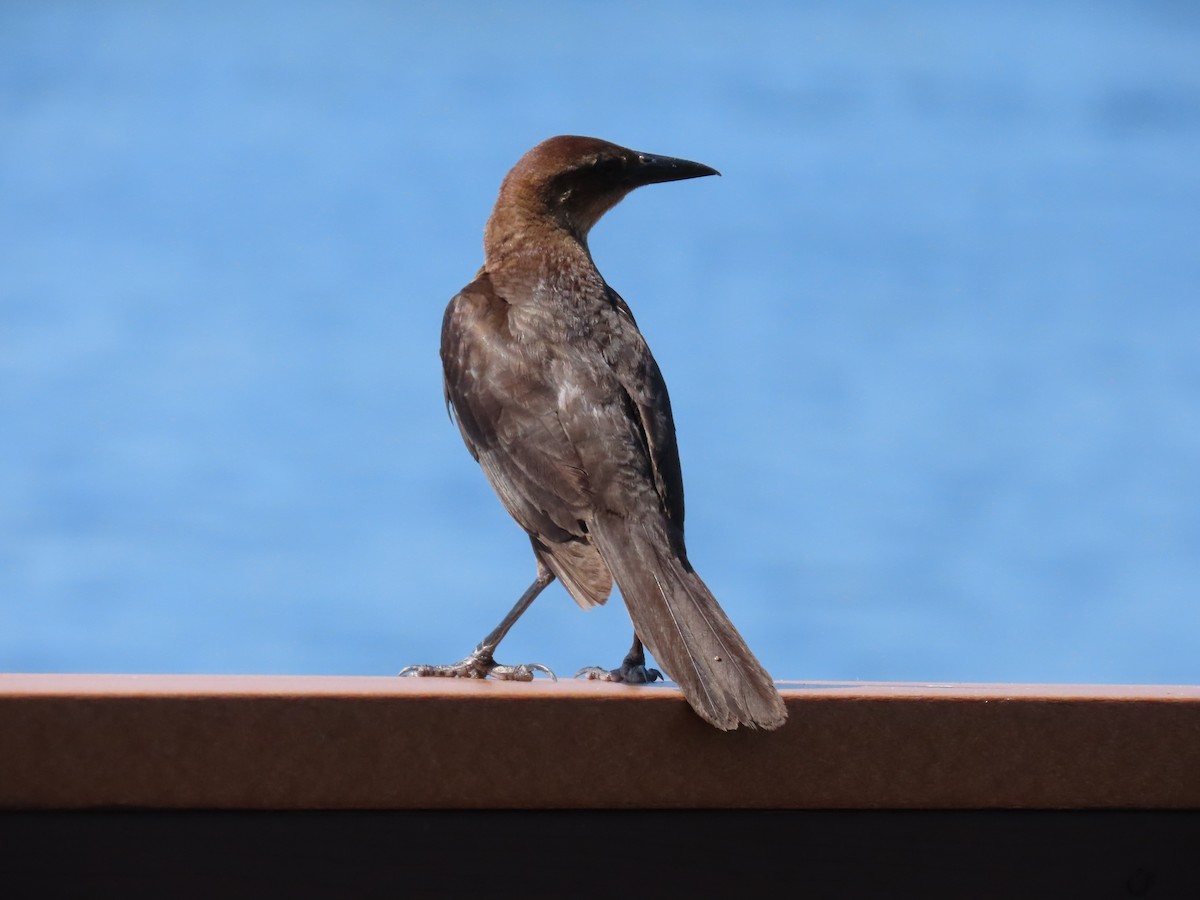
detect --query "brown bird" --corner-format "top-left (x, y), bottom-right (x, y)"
top-left (401, 135), bottom-right (787, 731)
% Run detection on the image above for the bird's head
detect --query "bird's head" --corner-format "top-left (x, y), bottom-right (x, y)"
top-left (489, 135), bottom-right (719, 247)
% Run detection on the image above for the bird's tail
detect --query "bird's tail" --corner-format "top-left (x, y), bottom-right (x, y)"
top-left (591, 512), bottom-right (787, 731)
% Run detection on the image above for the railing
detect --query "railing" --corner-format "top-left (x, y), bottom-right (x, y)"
top-left (2, 675), bottom-right (1198, 896)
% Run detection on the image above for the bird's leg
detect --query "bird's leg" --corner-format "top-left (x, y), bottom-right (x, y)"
top-left (576, 634), bottom-right (663, 684)
top-left (399, 564), bottom-right (557, 682)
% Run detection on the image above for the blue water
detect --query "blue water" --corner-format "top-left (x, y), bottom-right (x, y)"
top-left (3, 1), bottom-right (1199, 684)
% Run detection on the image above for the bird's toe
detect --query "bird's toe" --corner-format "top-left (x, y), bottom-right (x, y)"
top-left (576, 663), bottom-right (663, 684)
top-left (490, 662), bottom-right (557, 682)
top-left (399, 651), bottom-right (555, 682)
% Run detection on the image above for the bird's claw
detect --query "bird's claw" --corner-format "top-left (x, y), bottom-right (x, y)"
top-left (576, 663), bottom-right (663, 684)
top-left (492, 662), bottom-right (557, 682)
top-left (399, 652), bottom-right (556, 682)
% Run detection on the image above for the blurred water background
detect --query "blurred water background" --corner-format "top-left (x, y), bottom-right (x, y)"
top-left (2, 1), bottom-right (1198, 683)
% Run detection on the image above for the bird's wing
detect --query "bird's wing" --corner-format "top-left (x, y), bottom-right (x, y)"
top-left (606, 288), bottom-right (686, 532)
top-left (440, 273), bottom-right (595, 547)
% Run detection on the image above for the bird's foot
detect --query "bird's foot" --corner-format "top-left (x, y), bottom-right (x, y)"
top-left (576, 661), bottom-right (663, 684)
top-left (399, 648), bottom-right (556, 682)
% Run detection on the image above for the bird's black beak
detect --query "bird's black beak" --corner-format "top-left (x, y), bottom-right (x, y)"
top-left (629, 151), bottom-right (720, 186)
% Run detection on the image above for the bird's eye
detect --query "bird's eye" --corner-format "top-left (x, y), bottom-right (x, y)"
top-left (559, 189), bottom-right (573, 205)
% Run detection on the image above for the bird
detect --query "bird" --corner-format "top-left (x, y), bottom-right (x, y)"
top-left (401, 135), bottom-right (787, 731)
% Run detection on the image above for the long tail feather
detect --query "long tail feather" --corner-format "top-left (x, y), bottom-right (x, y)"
top-left (592, 513), bottom-right (787, 731)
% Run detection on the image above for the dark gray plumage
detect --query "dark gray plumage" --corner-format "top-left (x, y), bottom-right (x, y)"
top-left (403, 135), bottom-right (786, 731)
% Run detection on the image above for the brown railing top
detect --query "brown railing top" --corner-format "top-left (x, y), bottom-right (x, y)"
top-left (3, 674), bottom-right (1198, 810)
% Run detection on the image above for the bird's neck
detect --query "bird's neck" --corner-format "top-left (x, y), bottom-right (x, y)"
top-left (483, 200), bottom-right (598, 282)
top-left (482, 210), bottom-right (612, 314)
